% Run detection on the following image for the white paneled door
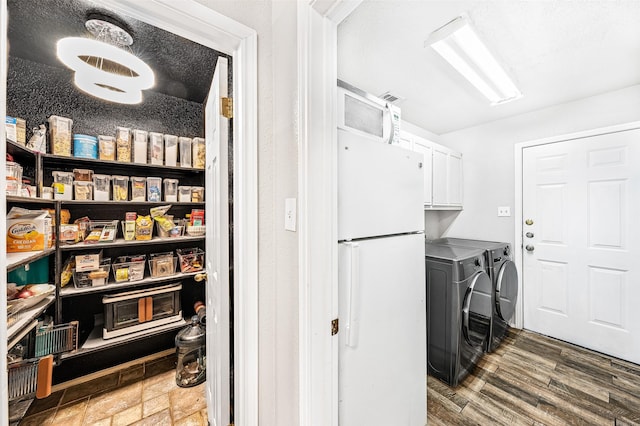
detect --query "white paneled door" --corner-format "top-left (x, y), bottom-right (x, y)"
top-left (522, 129), bottom-right (640, 363)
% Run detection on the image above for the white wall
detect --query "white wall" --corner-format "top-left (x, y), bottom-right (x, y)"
top-left (195, 2), bottom-right (299, 425)
top-left (438, 84), bottom-right (640, 250)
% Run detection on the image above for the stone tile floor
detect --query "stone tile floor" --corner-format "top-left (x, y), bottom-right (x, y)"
top-left (19, 354), bottom-right (207, 425)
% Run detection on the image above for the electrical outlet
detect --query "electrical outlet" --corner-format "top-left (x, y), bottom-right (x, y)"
top-left (497, 206), bottom-right (511, 217)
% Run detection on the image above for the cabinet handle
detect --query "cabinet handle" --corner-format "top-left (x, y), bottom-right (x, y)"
top-left (145, 297), bottom-right (153, 322)
top-left (138, 298), bottom-right (146, 323)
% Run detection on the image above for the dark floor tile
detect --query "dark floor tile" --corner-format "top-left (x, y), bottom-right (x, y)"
top-left (120, 363), bottom-right (145, 385)
top-left (60, 372), bottom-right (120, 404)
top-left (24, 389), bottom-right (64, 416)
top-left (144, 354), bottom-right (177, 379)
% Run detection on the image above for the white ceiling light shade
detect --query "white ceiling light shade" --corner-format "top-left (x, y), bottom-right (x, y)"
top-left (56, 20), bottom-right (154, 104)
top-left (425, 15), bottom-right (522, 105)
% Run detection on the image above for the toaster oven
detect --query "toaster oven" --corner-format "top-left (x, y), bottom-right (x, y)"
top-left (102, 283), bottom-right (183, 339)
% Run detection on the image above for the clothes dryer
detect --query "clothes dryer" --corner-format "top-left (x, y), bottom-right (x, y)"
top-left (425, 243), bottom-right (492, 386)
top-left (432, 238), bottom-right (519, 352)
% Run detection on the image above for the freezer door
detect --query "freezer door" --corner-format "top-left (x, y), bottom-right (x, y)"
top-left (338, 130), bottom-right (424, 240)
top-left (338, 233), bottom-right (426, 425)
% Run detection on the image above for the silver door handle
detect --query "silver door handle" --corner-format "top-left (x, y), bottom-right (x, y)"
top-left (525, 232), bottom-right (534, 238)
top-left (525, 245), bottom-right (535, 252)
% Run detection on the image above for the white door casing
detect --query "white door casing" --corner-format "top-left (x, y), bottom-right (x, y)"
top-left (298, 1), bottom-right (363, 426)
top-left (521, 126), bottom-right (640, 364)
top-left (1, 2), bottom-right (258, 425)
top-left (205, 56), bottom-right (230, 426)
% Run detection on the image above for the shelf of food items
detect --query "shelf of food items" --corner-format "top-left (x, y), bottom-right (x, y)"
top-left (49, 167), bottom-right (204, 203)
top-left (5, 112), bottom-right (206, 201)
top-left (32, 115), bottom-right (206, 168)
top-left (60, 245), bottom-right (205, 297)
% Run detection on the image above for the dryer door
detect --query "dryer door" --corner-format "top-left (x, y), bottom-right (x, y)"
top-left (496, 260), bottom-right (518, 322)
top-left (462, 271), bottom-right (492, 347)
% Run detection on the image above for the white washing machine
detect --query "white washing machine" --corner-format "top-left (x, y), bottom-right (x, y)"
top-left (425, 243), bottom-right (492, 386)
top-left (432, 238), bottom-right (519, 352)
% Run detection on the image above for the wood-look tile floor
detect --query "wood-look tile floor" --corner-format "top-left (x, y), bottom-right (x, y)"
top-left (19, 355), bottom-right (207, 426)
top-left (428, 328), bottom-right (640, 426)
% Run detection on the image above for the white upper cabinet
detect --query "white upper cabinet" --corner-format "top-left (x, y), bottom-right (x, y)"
top-left (411, 137), bottom-right (433, 207)
top-left (398, 128), bottom-right (463, 209)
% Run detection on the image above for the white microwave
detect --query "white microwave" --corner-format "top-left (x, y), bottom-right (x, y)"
top-left (337, 80), bottom-right (401, 144)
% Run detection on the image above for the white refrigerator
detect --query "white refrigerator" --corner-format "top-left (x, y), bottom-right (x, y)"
top-left (338, 129), bottom-right (426, 425)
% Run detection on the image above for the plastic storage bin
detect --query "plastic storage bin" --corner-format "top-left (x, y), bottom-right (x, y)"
top-left (133, 129), bottom-right (148, 164)
top-left (6, 161), bottom-right (22, 196)
top-left (179, 137), bottom-right (192, 168)
top-left (164, 134), bottom-right (178, 167)
top-left (73, 264), bottom-right (110, 288)
top-left (149, 132), bottom-right (164, 165)
top-left (147, 177), bottom-right (162, 202)
top-left (164, 178), bottom-right (179, 202)
top-left (73, 134), bottom-right (98, 159)
top-left (178, 186), bottom-right (191, 202)
top-left (131, 176), bottom-right (147, 201)
top-left (112, 175), bottom-right (129, 201)
top-left (190, 186), bottom-right (204, 202)
top-left (73, 181), bottom-right (93, 201)
top-left (98, 135), bottom-right (116, 160)
top-left (149, 253), bottom-right (177, 277)
top-left (112, 255), bottom-right (146, 283)
top-left (93, 174), bottom-right (111, 201)
top-left (52, 171), bottom-right (74, 200)
top-left (48, 115), bottom-right (73, 156)
top-left (192, 137), bottom-right (205, 169)
top-left (116, 127), bottom-right (132, 162)
top-left (176, 248), bottom-right (205, 273)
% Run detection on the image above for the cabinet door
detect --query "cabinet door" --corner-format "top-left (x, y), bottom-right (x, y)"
top-left (448, 152), bottom-right (463, 206)
top-left (432, 148), bottom-right (448, 205)
top-left (413, 140), bottom-right (433, 206)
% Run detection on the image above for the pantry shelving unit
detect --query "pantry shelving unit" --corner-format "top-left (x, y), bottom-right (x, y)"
top-left (6, 147), bottom-right (207, 384)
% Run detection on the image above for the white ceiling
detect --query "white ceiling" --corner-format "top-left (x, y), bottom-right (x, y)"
top-left (337, 0), bottom-right (640, 135)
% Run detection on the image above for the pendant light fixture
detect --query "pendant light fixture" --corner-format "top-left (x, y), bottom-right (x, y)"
top-left (56, 16), bottom-right (154, 104)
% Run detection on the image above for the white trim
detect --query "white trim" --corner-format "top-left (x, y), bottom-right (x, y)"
top-left (298, 1), bottom-right (361, 425)
top-left (513, 120), bottom-right (640, 330)
top-left (2, 1), bottom-right (258, 424)
top-left (1, 0), bottom-right (8, 422)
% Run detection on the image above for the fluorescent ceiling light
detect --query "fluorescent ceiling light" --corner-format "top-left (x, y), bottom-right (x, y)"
top-left (56, 19), bottom-right (155, 105)
top-left (425, 16), bottom-right (522, 105)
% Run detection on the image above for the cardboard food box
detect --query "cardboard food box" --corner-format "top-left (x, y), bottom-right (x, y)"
top-left (75, 251), bottom-right (103, 272)
top-left (6, 208), bottom-right (53, 252)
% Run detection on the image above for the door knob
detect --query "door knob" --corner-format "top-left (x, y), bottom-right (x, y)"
top-left (525, 245), bottom-right (535, 252)
top-left (525, 219), bottom-right (534, 226)
top-left (194, 273), bottom-right (208, 282)
top-left (526, 232), bottom-right (534, 238)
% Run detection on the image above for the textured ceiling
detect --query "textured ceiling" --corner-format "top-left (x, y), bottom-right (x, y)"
top-left (7, 0), bottom-right (220, 103)
top-left (338, 0), bottom-right (640, 135)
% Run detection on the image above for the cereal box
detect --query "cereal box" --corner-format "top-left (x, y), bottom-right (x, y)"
top-left (7, 208), bottom-right (52, 252)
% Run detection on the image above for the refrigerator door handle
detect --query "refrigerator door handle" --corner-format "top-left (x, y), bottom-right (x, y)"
top-left (346, 242), bottom-right (360, 347)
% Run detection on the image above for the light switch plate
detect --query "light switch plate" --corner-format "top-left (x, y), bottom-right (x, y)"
top-left (497, 206), bottom-right (511, 217)
top-left (285, 198), bottom-right (297, 231)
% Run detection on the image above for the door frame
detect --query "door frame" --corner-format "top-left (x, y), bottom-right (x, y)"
top-left (297, 1), bottom-right (362, 425)
top-left (513, 120), bottom-right (640, 330)
top-left (0, 1), bottom-right (259, 424)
